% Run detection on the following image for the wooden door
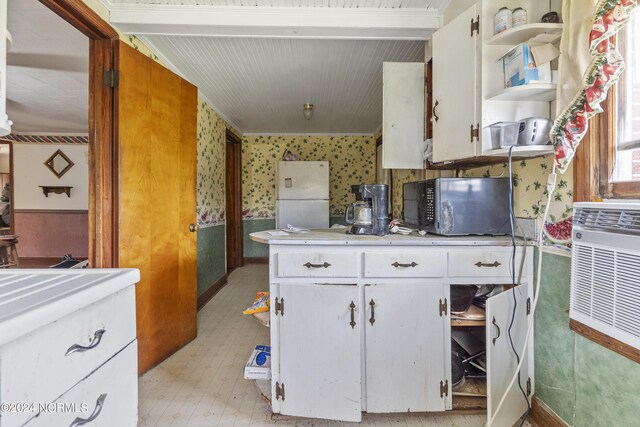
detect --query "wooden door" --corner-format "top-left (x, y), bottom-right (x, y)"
top-left (364, 282), bottom-right (447, 413)
top-left (117, 42), bottom-right (198, 374)
top-left (225, 130), bottom-right (242, 270)
top-left (276, 283), bottom-right (362, 422)
top-left (486, 283), bottom-right (531, 427)
top-left (432, 3), bottom-right (479, 163)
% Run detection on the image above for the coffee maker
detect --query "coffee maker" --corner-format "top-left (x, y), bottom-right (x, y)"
top-left (344, 184), bottom-right (389, 236)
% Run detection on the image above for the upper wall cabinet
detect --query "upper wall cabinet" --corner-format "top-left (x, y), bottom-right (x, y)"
top-left (432, 4), bottom-right (480, 163)
top-left (382, 62), bottom-right (425, 170)
top-left (431, 0), bottom-right (562, 165)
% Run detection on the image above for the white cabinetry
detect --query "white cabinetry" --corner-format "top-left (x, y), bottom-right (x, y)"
top-left (382, 62), bottom-right (425, 169)
top-left (255, 232), bottom-right (534, 426)
top-left (431, 0), bottom-right (561, 164)
top-left (364, 282), bottom-right (446, 413)
top-left (275, 283), bottom-right (361, 422)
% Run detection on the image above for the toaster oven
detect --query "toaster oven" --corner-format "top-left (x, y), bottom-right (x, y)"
top-left (403, 178), bottom-right (511, 236)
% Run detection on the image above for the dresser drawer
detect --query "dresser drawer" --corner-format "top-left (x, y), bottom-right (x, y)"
top-left (363, 252), bottom-right (445, 278)
top-left (448, 251), bottom-right (522, 278)
top-left (277, 252), bottom-right (359, 278)
top-left (26, 341), bottom-right (138, 427)
top-left (0, 286), bottom-right (136, 427)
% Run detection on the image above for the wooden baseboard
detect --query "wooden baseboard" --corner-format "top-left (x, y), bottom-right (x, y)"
top-left (197, 274), bottom-right (228, 311)
top-left (528, 396), bottom-right (568, 427)
top-left (244, 257), bottom-right (268, 264)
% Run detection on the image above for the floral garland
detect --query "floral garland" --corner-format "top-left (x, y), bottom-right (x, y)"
top-left (551, 0), bottom-right (639, 173)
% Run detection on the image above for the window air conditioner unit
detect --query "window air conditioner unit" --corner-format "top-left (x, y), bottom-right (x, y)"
top-left (571, 202), bottom-right (640, 350)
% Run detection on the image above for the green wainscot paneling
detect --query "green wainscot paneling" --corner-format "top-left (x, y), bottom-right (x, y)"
top-left (197, 224), bottom-right (226, 297)
top-left (243, 219), bottom-right (275, 258)
top-left (534, 251), bottom-right (575, 425)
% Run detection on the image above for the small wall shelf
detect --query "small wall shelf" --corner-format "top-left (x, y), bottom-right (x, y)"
top-left (487, 83), bottom-right (557, 102)
top-left (486, 23), bottom-right (563, 46)
top-left (483, 145), bottom-right (555, 157)
top-left (39, 186), bottom-right (73, 198)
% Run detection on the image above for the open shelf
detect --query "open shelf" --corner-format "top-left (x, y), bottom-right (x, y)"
top-left (483, 145), bottom-right (554, 157)
top-left (487, 83), bottom-right (557, 102)
top-left (486, 23), bottom-right (563, 46)
top-left (425, 146), bottom-right (553, 170)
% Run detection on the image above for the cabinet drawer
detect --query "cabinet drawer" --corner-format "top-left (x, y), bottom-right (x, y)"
top-left (277, 252), bottom-right (358, 278)
top-left (363, 252), bottom-right (445, 278)
top-left (0, 286), bottom-right (136, 427)
top-left (448, 251), bottom-right (522, 277)
top-left (26, 341), bottom-right (138, 427)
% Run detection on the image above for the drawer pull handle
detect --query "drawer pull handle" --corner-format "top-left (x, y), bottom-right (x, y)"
top-left (69, 393), bottom-right (106, 427)
top-left (303, 262), bottom-right (331, 269)
top-left (492, 316), bottom-right (501, 346)
top-left (349, 301), bottom-right (356, 329)
top-left (369, 299), bottom-right (376, 326)
top-left (392, 261), bottom-right (418, 268)
top-left (65, 329), bottom-right (106, 356)
top-left (475, 261), bottom-right (501, 268)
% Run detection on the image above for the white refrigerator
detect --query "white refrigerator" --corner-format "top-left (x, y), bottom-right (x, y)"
top-left (276, 161), bottom-right (329, 229)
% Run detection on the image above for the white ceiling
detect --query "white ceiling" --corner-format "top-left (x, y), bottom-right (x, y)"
top-left (6, 0), bottom-right (89, 133)
top-left (108, 0), bottom-right (448, 8)
top-left (142, 36), bottom-right (425, 133)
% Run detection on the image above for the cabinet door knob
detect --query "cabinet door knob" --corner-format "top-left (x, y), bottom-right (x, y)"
top-left (492, 316), bottom-right (501, 346)
top-left (369, 299), bottom-right (376, 326)
top-left (349, 301), bottom-right (356, 329)
top-left (189, 224), bottom-right (197, 232)
top-left (433, 100), bottom-right (440, 123)
top-left (69, 394), bottom-right (107, 427)
top-left (65, 329), bottom-right (106, 356)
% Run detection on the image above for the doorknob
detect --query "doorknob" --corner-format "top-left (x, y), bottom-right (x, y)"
top-left (189, 224), bottom-right (197, 232)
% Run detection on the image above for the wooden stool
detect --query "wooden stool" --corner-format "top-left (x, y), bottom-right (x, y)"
top-left (0, 235), bottom-right (19, 268)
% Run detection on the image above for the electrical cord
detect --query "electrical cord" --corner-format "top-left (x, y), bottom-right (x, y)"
top-left (489, 160), bottom-right (557, 426)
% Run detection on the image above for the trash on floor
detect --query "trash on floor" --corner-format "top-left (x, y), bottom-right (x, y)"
top-left (243, 292), bottom-right (270, 327)
top-left (244, 345), bottom-right (271, 380)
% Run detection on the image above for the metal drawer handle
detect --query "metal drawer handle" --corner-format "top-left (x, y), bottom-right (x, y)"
top-left (303, 262), bottom-right (331, 269)
top-left (65, 329), bottom-right (106, 356)
top-left (392, 261), bottom-right (418, 268)
top-left (492, 316), bottom-right (501, 346)
top-left (349, 301), bottom-right (356, 329)
top-left (369, 299), bottom-right (376, 326)
top-left (475, 261), bottom-right (501, 268)
top-left (69, 394), bottom-right (106, 427)
top-left (433, 100), bottom-right (440, 123)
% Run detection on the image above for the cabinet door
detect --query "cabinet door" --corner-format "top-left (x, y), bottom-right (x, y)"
top-left (277, 283), bottom-right (362, 422)
top-left (364, 283), bottom-right (447, 413)
top-left (486, 283), bottom-right (532, 427)
top-left (432, 4), bottom-right (479, 163)
top-left (382, 62), bottom-right (425, 169)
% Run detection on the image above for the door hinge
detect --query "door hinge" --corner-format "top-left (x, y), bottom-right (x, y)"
top-left (527, 297), bottom-right (531, 315)
top-left (471, 16), bottom-right (480, 36)
top-left (440, 380), bottom-right (449, 398)
top-left (439, 298), bottom-right (448, 317)
top-left (526, 377), bottom-right (532, 396)
top-left (275, 382), bottom-right (285, 401)
top-left (103, 69), bottom-right (119, 88)
top-left (275, 297), bottom-right (284, 316)
top-left (470, 124), bottom-right (479, 143)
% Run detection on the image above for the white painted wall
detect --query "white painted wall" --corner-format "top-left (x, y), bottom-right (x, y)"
top-left (13, 144), bottom-right (88, 210)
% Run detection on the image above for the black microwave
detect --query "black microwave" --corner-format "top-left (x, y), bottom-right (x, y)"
top-left (403, 178), bottom-right (511, 236)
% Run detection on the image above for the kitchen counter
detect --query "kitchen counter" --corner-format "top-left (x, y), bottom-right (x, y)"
top-left (0, 268), bottom-right (140, 347)
top-left (250, 227), bottom-right (525, 246)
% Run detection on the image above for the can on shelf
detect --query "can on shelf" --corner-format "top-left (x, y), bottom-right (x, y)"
top-left (513, 7), bottom-right (528, 27)
top-left (494, 7), bottom-right (512, 34)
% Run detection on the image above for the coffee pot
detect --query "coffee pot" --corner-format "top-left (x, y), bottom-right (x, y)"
top-left (344, 184), bottom-right (389, 236)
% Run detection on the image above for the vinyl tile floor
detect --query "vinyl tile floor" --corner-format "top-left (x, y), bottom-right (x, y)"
top-left (138, 265), bottom-right (530, 427)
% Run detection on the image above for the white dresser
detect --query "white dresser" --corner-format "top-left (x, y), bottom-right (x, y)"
top-left (0, 269), bottom-right (140, 427)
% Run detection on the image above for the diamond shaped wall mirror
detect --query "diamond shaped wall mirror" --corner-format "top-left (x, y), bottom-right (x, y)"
top-left (44, 149), bottom-right (75, 179)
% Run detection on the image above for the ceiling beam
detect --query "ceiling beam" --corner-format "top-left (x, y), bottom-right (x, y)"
top-left (108, 4), bottom-right (440, 40)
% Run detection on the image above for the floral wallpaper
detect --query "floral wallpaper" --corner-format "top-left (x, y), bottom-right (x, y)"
top-left (197, 101), bottom-right (228, 228)
top-left (242, 135), bottom-right (376, 219)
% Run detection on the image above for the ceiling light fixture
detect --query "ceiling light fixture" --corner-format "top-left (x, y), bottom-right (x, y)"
top-left (303, 103), bottom-right (314, 120)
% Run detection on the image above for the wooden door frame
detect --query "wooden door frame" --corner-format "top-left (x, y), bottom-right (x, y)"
top-left (225, 130), bottom-right (243, 270)
top-left (38, 0), bottom-right (119, 268)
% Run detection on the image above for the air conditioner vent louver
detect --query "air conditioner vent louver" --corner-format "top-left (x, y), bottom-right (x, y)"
top-left (571, 202), bottom-right (640, 351)
top-left (574, 207), bottom-right (640, 235)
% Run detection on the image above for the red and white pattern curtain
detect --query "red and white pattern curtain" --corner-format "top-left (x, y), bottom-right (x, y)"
top-left (551, 0), bottom-right (639, 173)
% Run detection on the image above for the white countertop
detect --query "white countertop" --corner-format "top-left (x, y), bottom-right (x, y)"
top-left (250, 228), bottom-right (525, 246)
top-left (0, 269), bottom-right (140, 347)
